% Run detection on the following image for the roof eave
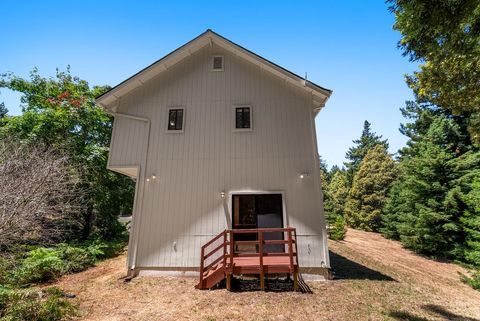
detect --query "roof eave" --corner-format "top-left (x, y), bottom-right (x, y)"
top-left (95, 30), bottom-right (332, 111)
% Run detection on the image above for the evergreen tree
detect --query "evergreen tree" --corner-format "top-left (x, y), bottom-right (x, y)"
top-left (323, 169), bottom-right (349, 241)
top-left (329, 165), bottom-right (341, 177)
top-left (451, 153), bottom-right (480, 267)
top-left (324, 170), bottom-right (349, 220)
top-left (345, 145), bottom-right (396, 231)
top-left (344, 120), bottom-right (389, 184)
top-left (319, 155), bottom-right (329, 176)
top-left (319, 155), bottom-right (329, 201)
top-left (382, 112), bottom-right (479, 258)
top-left (0, 102), bottom-right (7, 118)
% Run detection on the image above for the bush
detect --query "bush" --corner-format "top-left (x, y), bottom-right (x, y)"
top-left (10, 240), bottom-right (126, 286)
top-left (0, 257), bottom-right (16, 286)
top-left (329, 216), bottom-right (347, 241)
top-left (0, 287), bottom-right (76, 321)
top-left (461, 270), bottom-right (480, 290)
top-left (56, 244), bottom-right (95, 274)
top-left (13, 248), bottom-right (66, 285)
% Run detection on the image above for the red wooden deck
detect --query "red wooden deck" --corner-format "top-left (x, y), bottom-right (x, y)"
top-left (196, 228), bottom-right (299, 291)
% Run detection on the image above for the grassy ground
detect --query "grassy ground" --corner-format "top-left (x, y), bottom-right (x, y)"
top-left (53, 229), bottom-right (480, 321)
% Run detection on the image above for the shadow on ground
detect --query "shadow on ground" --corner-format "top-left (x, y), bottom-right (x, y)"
top-left (390, 304), bottom-right (480, 321)
top-left (329, 250), bottom-right (395, 281)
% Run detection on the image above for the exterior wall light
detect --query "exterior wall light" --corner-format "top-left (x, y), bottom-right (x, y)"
top-left (220, 191), bottom-right (226, 199)
top-left (300, 173), bottom-right (310, 179)
top-left (146, 174), bottom-right (157, 182)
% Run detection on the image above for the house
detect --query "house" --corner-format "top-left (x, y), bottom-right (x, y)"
top-left (95, 30), bottom-right (332, 287)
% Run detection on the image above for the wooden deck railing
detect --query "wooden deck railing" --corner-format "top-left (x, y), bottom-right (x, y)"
top-left (197, 227), bottom-right (299, 290)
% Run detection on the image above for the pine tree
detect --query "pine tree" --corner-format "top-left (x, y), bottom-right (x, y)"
top-left (324, 170), bottom-right (349, 220)
top-left (0, 102), bottom-right (7, 119)
top-left (344, 120), bottom-right (389, 184)
top-left (344, 145), bottom-right (396, 231)
top-left (322, 169), bottom-right (349, 241)
top-left (448, 151), bottom-right (480, 266)
top-left (381, 113), bottom-right (478, 258)
top-left (319, 155), bottom-right (329, 176)
top-left (319, 155), bottom-right (329, 202)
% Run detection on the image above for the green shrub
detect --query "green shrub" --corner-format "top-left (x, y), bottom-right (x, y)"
top-left (461, 270), bottom-right (480, 290)
top-left (82, 238), bottom-right (126, 260)
top-left (0, 257), bottom-right (16, 286)
top-left (13, 248), bottom-right (66, 285)
top-left (329, 216), bottom-right (347, 241)
top-left (0, 287), bottom-right (76, 321)
top-left (56, 244), bottom-right (95, 274)
top-left (11, 240), bottom-right (125, 286)
top-left (13, 244), bottom-right (99, 285)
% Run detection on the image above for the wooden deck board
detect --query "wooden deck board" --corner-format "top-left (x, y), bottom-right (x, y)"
top-left (232, 256), bottom-right (297, 266)
top-left (231, 256), bottom-right (298, 275)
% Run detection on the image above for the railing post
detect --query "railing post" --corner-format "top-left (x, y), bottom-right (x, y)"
top-left (292, 228), bottom-right (298, 292)
top-left (293, 228), bottom-right (299, 259)
top-left (288, 228), bottom-right (294, 272)
top-left (199, 246), bottom-right (204, 288)
top-left (223, 231), bottom-right (227, 269)
top-left (259, 230), bottom-right (265, 290)
top-left (229, 230), bottom-right (234, 268)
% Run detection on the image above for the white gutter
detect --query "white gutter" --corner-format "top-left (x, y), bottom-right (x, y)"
top-left (110, 111), bottom-right (151, 274)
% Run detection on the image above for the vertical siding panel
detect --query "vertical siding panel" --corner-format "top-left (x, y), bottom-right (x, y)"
top-left (111, 44), bottom-right (329, 271)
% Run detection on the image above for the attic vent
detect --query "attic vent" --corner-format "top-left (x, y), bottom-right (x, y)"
top-left (212, 55), bottom-right (224, 71)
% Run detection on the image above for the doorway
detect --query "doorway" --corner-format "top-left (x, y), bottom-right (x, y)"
top-left (232, 194), bottom-right (284, 253)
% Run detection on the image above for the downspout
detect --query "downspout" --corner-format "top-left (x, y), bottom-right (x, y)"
top-left (110, 111), bottom-right (151, 276)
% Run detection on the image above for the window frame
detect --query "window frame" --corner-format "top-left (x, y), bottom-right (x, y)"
top-left (233, 105), bottom-right (253, 132)
top-left (166, 107), bottom-right (185, 133)
top-left (212, 55), bottom-right (224, 71)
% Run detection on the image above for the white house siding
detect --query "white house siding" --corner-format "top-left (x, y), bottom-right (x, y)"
top-left (112, 43), bottom-right (329, 271)
top-left (108, 116), bottom-right (148, 169)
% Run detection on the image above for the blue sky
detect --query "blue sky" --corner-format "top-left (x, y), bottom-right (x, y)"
top-left (0, 1), bottom-right (417, 168)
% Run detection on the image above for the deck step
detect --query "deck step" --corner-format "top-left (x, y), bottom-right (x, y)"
top-left (196, 264), bottom-right (225, 289)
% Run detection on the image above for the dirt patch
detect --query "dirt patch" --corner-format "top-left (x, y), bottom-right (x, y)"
top-left (54, 229), bottom-right (480, 321)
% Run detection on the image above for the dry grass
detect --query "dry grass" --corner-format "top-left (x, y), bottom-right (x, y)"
top-left (54, 229), bottom-right (480, 321)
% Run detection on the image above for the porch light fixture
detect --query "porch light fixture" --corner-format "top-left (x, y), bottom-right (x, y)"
top-left (220, 191), bottom-right (226, 199)
top-left (299, 172), bottom-right (310, 179)
top-left (146, 174), bottom-right (157, 182)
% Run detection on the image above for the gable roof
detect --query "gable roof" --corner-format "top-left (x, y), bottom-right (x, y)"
top-left (95, 29), bottom-right (332, 111)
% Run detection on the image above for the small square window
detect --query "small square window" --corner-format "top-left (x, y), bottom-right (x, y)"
top-left (212, 55), bottom-right (224, 71)
top-left (235, 107), bottom-right (251, 129)
top-left (168, 108), bottom-right (184, 131)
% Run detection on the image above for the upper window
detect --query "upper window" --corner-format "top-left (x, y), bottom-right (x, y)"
top-left (167, 108), bottom-right (184, 131)
top-left (212, 55), bottom-right (224, 71)
top-left (235, 106), bottom-right (251, 129)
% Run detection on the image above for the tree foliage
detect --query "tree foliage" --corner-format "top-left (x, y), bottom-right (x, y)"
top-left (0, 102), bottom-right (7, 118)
top-left (389, 0), bottom-right (480, 144)
top-left (344, 120), bottom-right (389, 184)
top-left (381, 107), bottom-right (480, 263)
top-left (324, 170), bottom-right (349, 220)
top-left (0, 142), bottom-right (83, 250)
top-left (0, 68), bottom-right (134, 241)
top-left (345, 145), bottom-right (397, 231)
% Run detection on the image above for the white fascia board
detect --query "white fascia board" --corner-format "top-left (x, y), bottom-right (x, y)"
top-left (96, 31), bottom-right (331, 111)
top-left (95, 36), bottom-right (210, 110)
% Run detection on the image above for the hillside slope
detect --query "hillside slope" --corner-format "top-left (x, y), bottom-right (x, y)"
top-left (54, 229), bottom-right (480, 321)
